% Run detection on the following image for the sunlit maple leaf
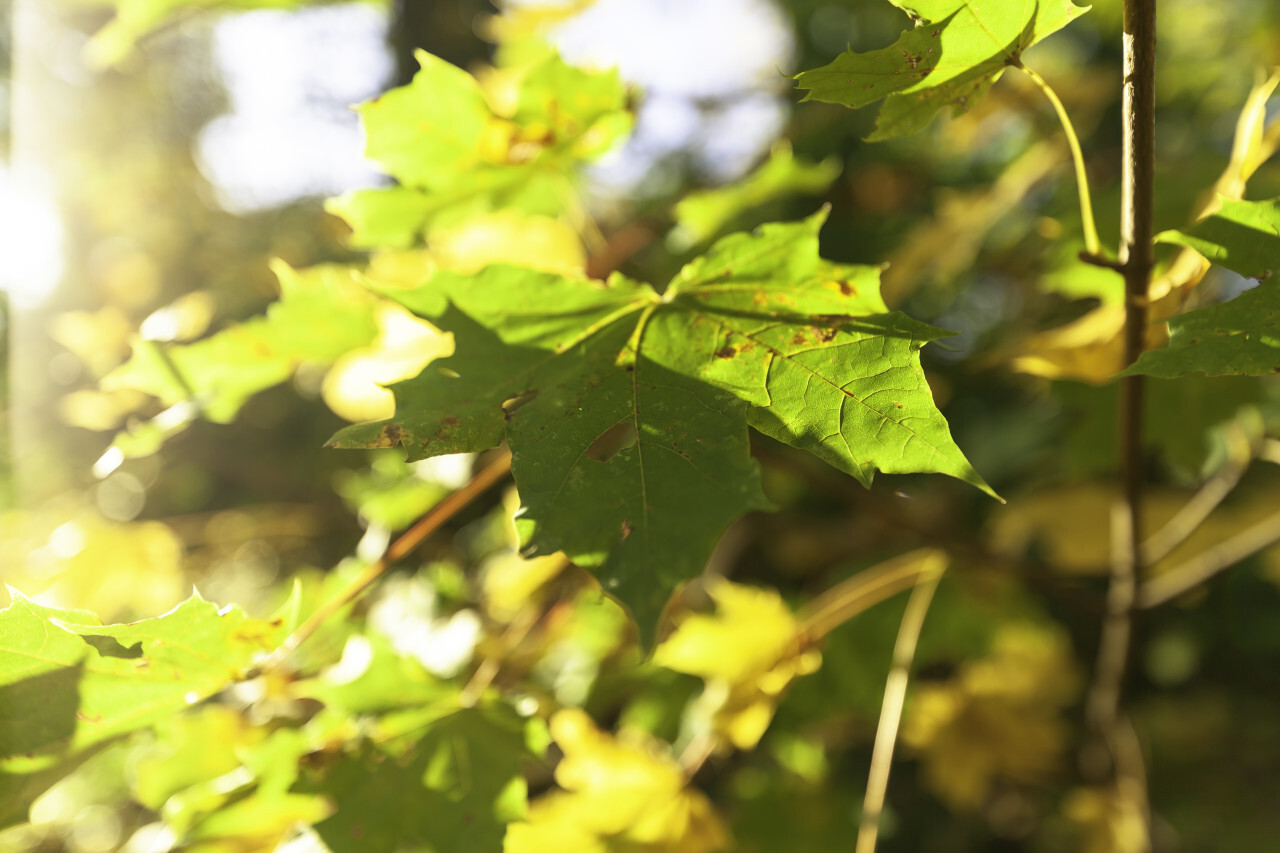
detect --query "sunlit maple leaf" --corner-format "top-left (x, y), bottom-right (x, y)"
top-left (796, 0), bottom-right (1089, 139)
top-left (504, 708), bottom-right (729, 853)
top-left (331, 211), bottom-right (994, 636)
top-left (327, 49), bottom-right (631, 250)
top-left (653, 579), bottom-right (820, 750)
top-left (0, 591), bottom-right (287, 828)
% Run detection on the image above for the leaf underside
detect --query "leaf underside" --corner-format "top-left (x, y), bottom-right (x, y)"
top-left (795, 0), bottom-right (1089, 139)
top-left (330, 212), bottom-right (993, 636)
top-left (1123, 197), bottom-right (1280, 378)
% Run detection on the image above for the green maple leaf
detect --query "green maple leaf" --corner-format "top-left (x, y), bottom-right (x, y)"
top-left (670, 143), bottom-right (842, 249)
top-left (331, 211), bottom-right (994, 635)
top-left (327, 50), bottom-right (631, 249)
top-left (99, 261), bottom-right (381, 461)
top-left (0, 590), bottom-right (285, 828)
top-left (796, 0), bottom-right (1089, 139)
top-left (309, 702), bottom-right (533, 853)
top-left (1122, 197), bottom-right (1280, 378)
top-left (1156, 196), bottom-right (1280, 282)
top-left (1120, 281), bottom-right (1280, 378)
top-left (104, 261), bottom-right (379, 425)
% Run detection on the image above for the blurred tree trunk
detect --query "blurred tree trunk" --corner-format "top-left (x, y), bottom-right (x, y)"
top-left (391, 0), bottom-right (490, 86)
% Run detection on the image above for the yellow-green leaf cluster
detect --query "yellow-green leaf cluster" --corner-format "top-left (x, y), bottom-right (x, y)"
top-left (902, 622), bottom-right (1079, 810)
top-left (654, 580), bottom-right (820, 751)
top-left (504, 708), bottom-right (729, 853)
top-left (327, 50), bottom-right (631, 250)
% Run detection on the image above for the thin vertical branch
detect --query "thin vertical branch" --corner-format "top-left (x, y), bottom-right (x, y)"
top-left (856, 553), bottom-right (947, 853)
top-left (1086, 0), bottom-right (1156, 796)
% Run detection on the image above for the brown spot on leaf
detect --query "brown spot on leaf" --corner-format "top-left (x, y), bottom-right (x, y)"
top-left (431, 416), bottom-right (461, 443)
top-left (714, 345), bottom-right (738, 359)
top-left (378, 424), bottom-right (403, 447)
top-left (838, 280), bottom-right (855, 296)
top-left (815, 327), bottom-right (838, 343)
top-left (620, 518), bottom-right (632, 541)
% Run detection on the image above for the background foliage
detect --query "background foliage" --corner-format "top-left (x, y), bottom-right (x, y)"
top-left (3, 0), bottom-right (1280, 851)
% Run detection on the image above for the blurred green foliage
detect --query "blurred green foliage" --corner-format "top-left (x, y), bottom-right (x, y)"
top-left (2, 1), bottom-right (1280, 852)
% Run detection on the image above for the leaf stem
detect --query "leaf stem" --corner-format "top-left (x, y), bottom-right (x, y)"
top-left (855, 552), bottom-right (946, 853)
top-left (1016, 63), bottom-right (1102, 256)
top-left (254, 448), bottom-right (512, 675)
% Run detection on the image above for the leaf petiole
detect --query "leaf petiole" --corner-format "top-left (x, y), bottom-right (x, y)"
top-left (1015, 62), bottom-right (1102, 257)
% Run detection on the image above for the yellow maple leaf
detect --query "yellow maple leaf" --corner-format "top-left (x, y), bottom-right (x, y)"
top-left (902, 623), bottom-right (1079, 811)
top-left (1007, 297), bottom-right (1172, 384)
top-left (505, 708), bottom-right (729, 853)
top-left (653, 580), bottom-right (821, 750)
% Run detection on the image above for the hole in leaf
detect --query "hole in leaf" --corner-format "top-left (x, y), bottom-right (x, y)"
top-left (501, 389), bottom-right (539, 420)
top-left (80, 635), bottom-right (143, 659)
top-left (586, 422), bottom-right (637, 463)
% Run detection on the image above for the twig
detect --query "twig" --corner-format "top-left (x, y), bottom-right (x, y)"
top-left (1112, 714), bottom-right (1153, 842)
top-left (798, 549), bottom-right (937, 642)
top-left (253, 449), bottom-right (512, 675)
top-left (752, 442), bottom-right (1100, 616)
top-left (1085, 0), bottom-right (1156, 796)
top-left (1079, 250), bottom-right (1124, 271)
top-left (1137, 509), bottom-right (1280, 609)
top-left (1140, 422), bottom-right (1254, 566)
top-left (678, 731), bottom-right (718, 779)
top-left (855, 552), bottom-right (947, 853)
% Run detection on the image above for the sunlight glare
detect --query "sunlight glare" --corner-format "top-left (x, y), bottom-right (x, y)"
top-left (196, 3), bottom-right (395, 213)
top-left (0, 166), bottom-right (65, 308)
